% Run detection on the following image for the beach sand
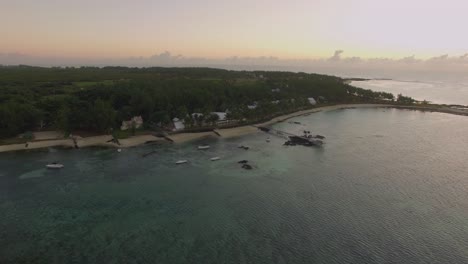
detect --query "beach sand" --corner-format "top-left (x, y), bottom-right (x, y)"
top-left (215, 126), bottom-right (259, 138)
top-left (118, 135), bottom-right (164, 147)
top-left (167, 132), bottom-right (217, 143)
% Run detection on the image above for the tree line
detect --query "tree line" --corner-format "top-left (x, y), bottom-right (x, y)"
top-left (0, 66), bottom-right (414, 138)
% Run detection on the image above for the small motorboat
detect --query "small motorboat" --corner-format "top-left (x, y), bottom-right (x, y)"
top-left (117, 148), bottom-right (122, 153)
top-left (198, 145), bottom-right (210, 150)
top-left (175, 160), bottom-right (188, 165)
top-left (46, 163), bottom-right (64, 169)
top-left (210, 157), bottom-right (221, 161)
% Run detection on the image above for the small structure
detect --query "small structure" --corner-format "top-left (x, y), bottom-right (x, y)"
top-left (308, 97), bottom-right (317, 105)
top-left (271, 100), bottom-right (280, 104)
top-left (210, 112), bottom-right (227, 121)
top-left (121, 116), bottom-right (143, 131)
top-left (247, 102), bottom-right (258, 110)
top-left (172, 118), bottom-right (185, 131)
top-left (271, 88), bottom-right (281, 93)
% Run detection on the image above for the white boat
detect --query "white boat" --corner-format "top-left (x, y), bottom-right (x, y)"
top-left (198, 145), bottom-right (210, 150)
top-left (175, 160), bottom-right (188, 165)
top-left (210, 157), bottom-right (221, 161)
top-left (46, 163), bottom-right (64, 169)
top-left (117, 148), bottom-right (122, 153)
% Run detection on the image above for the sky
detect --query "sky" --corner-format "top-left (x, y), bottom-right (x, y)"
top-left (1, 0), bottom-right (468, 75)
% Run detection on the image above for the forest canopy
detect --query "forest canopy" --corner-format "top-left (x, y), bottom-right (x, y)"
top-left (0, 66), bottom-right (405, 138)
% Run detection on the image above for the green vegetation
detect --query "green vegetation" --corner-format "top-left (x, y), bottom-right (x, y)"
top-left (0, 66), bottom-right (411, 138)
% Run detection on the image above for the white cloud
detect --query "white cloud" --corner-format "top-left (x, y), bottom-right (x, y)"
top-left (328, 50), bottom-right (344, 61)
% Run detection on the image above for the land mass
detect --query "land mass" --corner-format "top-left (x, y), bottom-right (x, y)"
top-left (1, 66), bottom-right (463, 153)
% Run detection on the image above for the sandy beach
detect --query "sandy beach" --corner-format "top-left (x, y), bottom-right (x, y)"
top-left (1, 103), bottom-right (466, 153)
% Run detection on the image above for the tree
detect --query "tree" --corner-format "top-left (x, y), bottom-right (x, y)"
top-left (56, 105), bottom-right (71, 135)
top-left (397, 94), bottom-right (415, 104)
top-left (206, 113), bottom-right (219, 126)
top-left (91, 99), bottom-right (116, 133)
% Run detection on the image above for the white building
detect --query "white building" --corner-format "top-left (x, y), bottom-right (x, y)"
top-left (120, 116), bottom-right (143, 130)
top-left (172, 118), bottom-right (185, 131)
top-left (247, 102), bottom-right (258, 110)
top-left (210, 112), bottom-right (227, 121)
top-left (308, 97), bottom-right (317, 105)
top-left (271, 100), bottom-right (280, 104)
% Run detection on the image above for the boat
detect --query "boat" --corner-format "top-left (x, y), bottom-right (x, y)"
top-left (46, 163), bottom-right (64, 169)
top-left (197, 145), bottom-right (210, 150)
top-left (266, 137), bottom-right (271, 142)
top-left (175, 160), bottom-right (188, 165)
top-left (210, 157), bottom-right (221, 161)
top-left (117, 148), bottom-right (122, 152)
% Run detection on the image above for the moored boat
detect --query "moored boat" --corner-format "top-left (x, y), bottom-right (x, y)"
top-left (210, 157), bottom-right (221, 161)
top-left (46, 163), bottom-right (64, 169)
top-left (175, 160), bottom-right (188, 165)
top-left (197, 145), bottom-right (210, 150)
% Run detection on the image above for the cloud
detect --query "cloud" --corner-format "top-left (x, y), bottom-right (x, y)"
top-left (343, 56), bottom-right (363, 63)
top-left (328, 50), bottom-right (344, 61)
top-left (1, 50), bottom-right (468, 79)
top-left (398, 55), bottom-right (420, 63)
top-left (428, 54), bottom-right (448, 62)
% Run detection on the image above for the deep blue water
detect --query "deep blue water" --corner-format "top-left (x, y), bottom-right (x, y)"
top-left (1, 108), bottom-right (468, 264)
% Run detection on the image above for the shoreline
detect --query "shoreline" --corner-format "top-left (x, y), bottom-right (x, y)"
top-left (1, 103), bottom-right (466, 153)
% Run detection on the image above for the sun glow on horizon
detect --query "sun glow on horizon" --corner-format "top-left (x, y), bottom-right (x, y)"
top-left (1, 0), bottom-right (467, 62)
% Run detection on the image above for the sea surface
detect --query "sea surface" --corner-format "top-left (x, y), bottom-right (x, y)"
top-left (1, 108), bottom-right (468, 264)
top-left (351, 78), bottom-right (468, 106)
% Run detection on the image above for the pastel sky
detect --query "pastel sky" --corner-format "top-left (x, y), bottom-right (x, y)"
top-left (1, 0), bottom-right (467, 60)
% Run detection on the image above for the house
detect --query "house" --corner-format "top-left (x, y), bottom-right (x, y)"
top-left (120, 116), bottom-right (143, 130)
top-left (271, 88), bottom-right (281, 93)
top-left (308, 97), bottom-right (317, 105)
top-left (247, 102), bottom-right (258, 110)
top-left (210, 112), bottom-right (227, 121)
top-left (172, 118), bottom-right (185, 131)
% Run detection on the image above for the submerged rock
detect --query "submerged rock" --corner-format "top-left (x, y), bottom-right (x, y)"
top-left (242, 164), bottom-right (253, 170)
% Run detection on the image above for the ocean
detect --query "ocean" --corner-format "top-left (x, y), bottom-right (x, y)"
top-left (1, 108), bottom-right (468, 263)
top-left (349, 72), bottom-right (468, 106)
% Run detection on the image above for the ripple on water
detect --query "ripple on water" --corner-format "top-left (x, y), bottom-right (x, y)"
top-left (18, 169), bottom-right (46, 180)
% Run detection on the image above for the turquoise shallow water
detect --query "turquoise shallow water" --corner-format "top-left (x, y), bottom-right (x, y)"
top-left (1, 108), bottom-right (468, 264)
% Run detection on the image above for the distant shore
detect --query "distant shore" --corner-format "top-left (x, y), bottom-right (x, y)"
top-left (1, 103), bottom-right (466, 153)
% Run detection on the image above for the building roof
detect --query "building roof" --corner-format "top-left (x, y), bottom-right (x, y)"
top-left (211, 112), bottom-right (227, 121)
